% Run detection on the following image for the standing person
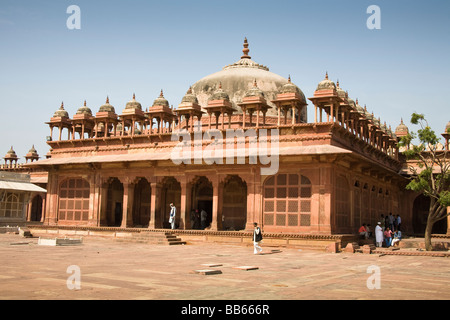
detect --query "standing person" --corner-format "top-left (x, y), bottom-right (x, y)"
top-left (375, 222), bottom-right (383, 247)
top-left (200, 209), bottom-right (207, 230)
top-left (388, 213), bottom-right (395, 231)
top-left (194, 209), bottom-right (200, 229)
top-left (384, 227), bottom-right (392, 247)
top-left (253, 222), bottom-right (263, 255)
top-left (190, 209), bottom-right (196, 230)
top-left (366, 224), bottom-right (372, 238)
top-left (396, 214), bottom-right (402, 231)
top-left (380, 215), bottom-right (385, 231)
top-left (169, 203), bottom-right (176, 230)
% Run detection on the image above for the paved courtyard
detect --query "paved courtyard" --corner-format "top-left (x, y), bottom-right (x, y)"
top-left (0, 233), bottom-right (449, 301)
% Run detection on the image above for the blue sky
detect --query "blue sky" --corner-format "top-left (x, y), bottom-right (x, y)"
top-left (0, 0), bottom-right (449, 160)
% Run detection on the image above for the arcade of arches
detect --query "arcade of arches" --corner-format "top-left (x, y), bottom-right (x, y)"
top-left (39, 166), bottom-right (445, 235)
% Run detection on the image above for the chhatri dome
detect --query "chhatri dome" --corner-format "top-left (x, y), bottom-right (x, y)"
top-left (125, 93), bottom-right (143, 111)
top-left (98, 96), bottom-right (116, 113)
top-left (53, 102), bottom-right (69, 118)
top-left (76, 100), bottom-right (93, 116)
top-left (191, 38), bottom-right (306, 120)
top-left (395, 119), bottom-right (409, 137)
top-left (152, 90), bottom-right (170, 107)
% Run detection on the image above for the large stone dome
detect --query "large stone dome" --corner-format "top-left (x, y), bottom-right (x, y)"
top-left (191, 39), bottom-right (306, 119)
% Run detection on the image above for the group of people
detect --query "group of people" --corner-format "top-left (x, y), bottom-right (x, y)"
top-left (190, 208), bottom-right (209, 230)
top-left (358, 213), bottom-right (403, 248)
top-left (375, 223), bottom-right (402, 248)
top-left (167, 203), bottom-right (210, 230)
top-left (169, 203), bottom-right (263, 255)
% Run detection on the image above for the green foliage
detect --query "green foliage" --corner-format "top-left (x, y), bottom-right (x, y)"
top-left (439, 190), bottom-right (450, 208)
top-left (402, 113), bottom-right (449, 218)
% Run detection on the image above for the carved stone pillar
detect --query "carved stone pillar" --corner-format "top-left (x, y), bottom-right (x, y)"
top-left (121, 180), bottom-right (134, 228)
top-left (179, 177), bottom-right (192, 230)
top-left (45, 171), bottom-right (58, 225)
top-left (210, 175), bottom-right (219, 231)
top-left (149, 182), bottom-right (162, 229)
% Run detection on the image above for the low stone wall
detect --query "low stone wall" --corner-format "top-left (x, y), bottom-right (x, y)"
top-left (0, 226), bottom-right (19, 234)
top-left (26, 225), bottom-right (350, 252)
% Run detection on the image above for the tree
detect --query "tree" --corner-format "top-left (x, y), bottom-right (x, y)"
top-left (399, 113), bottom-right (450, 251)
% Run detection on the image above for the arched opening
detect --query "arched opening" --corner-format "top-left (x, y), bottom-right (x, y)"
top-left (30, 194), bottom-right (43, 222)
top-left (106, 178), bottom-right (123, 227)
top-left (133, 178), bottom-right (151, 227)
top-left (222, 175), bottom-right (247, 231)
top-left (161, 177), bottom-right (181, 229)
top-left (413, 195), bottom-right (447, 235)
top-left (192, 176), bottom-right (213, 229)
top-left (335, 175), bottom-right (350, 233)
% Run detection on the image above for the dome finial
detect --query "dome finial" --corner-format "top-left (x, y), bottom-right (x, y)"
top-left (288, 75), bottom-right (291, 83)
top-left (325, 72), bottom-right (329, 80)
top-left (106, 96), bottom-right (109, 104)
top-left (241, 37), bottom-right (251, 59)
top-left (84, 100), bottom-right (87, 107)
top-left (160, 89), bottom-right (164, 97)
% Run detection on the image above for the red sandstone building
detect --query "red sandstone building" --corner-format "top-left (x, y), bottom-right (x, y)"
top-left (3, 39), bottom-right (449, 243)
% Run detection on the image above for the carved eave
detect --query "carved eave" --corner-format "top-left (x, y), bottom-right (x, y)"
top-left (95, 111), bottom-right (118, 121)
top-left (176, 102), bottom-right (204, 117)
top-left (205, 99), bottom-right (234, 113)
top-left (238, 96), bottom-right (271, 111)
top-left (46, 117), bottom-right (72, 126)
top-left (120, 108), bottom-right (146, 118)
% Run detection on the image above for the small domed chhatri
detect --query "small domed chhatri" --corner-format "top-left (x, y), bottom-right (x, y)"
top-left (335, 80), bottom-right (346, 99)
top-left (280, 76), bottom-right (305, 99)
top-left (355, 98), bottom-right (365, 115)
top-left (180, 87), bottom-right (199, 105)
top-left (395, 118), bottom-right (409, 137)
top-left (244, 79), bottom-right (265, 99)
top-left (316, 72), bottom-right (336, 91)
top-left (209, 83), bottom-right (230, 102)
top-left (99, 96), bottom-right (116, 113)
top-left (125, 93), bottom-right (143, 111)
top-left (26, 145), bottom-right (38, 157)
top-left (3, 146), bottom-right (19, 166)
top-left (25, 145), bottom-right (40, 163)
top-left (152, 90), bottom-right (170, 107)
top-left (53, 102), bottom-right (69, 118)
top-left (76, 100), bottom-right (93, 116)
top-left (4, 146), bottom-right (18, 160)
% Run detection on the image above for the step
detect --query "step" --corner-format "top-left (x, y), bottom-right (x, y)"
top-left (114, 231), bottom-right (185, 245)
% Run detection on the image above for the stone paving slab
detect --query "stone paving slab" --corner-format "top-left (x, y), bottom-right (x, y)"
top-left (0, 234), bottom-right (449, 301)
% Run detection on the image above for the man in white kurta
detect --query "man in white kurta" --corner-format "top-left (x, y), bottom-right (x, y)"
top-left (375, 222), bottom-right (383, 247)
top-left (253, 222), bottom-right (263, 254)
top-left (169, 203), bottom-right (176, 230)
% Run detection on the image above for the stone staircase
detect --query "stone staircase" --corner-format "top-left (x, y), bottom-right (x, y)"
top-left (115, 231), bottom-right (186, 245)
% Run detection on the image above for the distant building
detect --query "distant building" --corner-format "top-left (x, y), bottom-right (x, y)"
top-left (0, 171), bottom-right (46, 225)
